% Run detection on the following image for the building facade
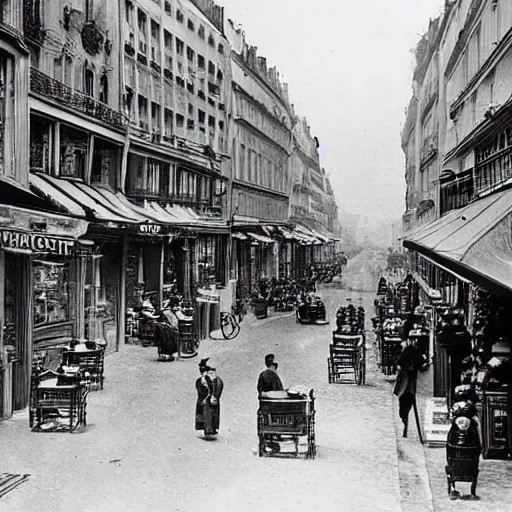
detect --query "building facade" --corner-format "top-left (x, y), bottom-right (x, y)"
top-left (402, 0), bottom-right (512, 459)
top-left (119, 0), bottom-right (231, 306)
top-left (225, 20), bottom-right (294, 297)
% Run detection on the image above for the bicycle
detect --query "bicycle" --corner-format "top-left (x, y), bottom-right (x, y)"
top-left (220, 300), bottom-right (246, 340)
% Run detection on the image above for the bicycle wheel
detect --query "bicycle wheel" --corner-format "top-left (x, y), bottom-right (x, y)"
top-left (221, 314), bottom-right (240, 340)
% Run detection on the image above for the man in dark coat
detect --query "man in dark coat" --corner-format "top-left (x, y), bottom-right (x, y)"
top-left (257, 354), bottom-right (283, 394)
top-left (393, 340), bottom-right (423, 438)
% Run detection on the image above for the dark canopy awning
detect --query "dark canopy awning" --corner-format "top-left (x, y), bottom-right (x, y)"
top-left (403, 188), bottom-right (512, 296)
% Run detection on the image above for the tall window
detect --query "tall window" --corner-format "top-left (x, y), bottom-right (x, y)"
top-left (138, 95), bottom-right (148, 130)
top-left (164, 108), bottom-right (173, 139)
top-left (0, 52), bottom-right (14, 178)
top-left (138, 9), bottom-right (147, 54)
top-left (30, 115), bottom-right (53, 175)
top-left (164, 30), bottom-right (173, 68)
top-left (99, 73), bottom-right (108, 103)
top-left (151, 102), bottom-right (161, 133)
top-left (60, 125), bottom-right (88, 179)
top-left (85, 0), bottom-right (94, 21)
top-left (147, 159), bottom-right (160, 195)
top-left (91, 137), bottom-right (119, 189)
top-left (84, 67), bottom-right (94, 96)
top-left (151, 19), bottom-right (160, 63)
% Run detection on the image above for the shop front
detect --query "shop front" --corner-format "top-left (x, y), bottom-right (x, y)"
top-left (0, 205), bottom-right (89, 417)
top-left (403, 187), bottom-right (512, 459)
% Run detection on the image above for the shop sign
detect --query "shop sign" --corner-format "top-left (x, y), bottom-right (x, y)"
top-left (139, 224), bottom-right (161, 235)
top-left (0, 230), bottom-right (75, 256)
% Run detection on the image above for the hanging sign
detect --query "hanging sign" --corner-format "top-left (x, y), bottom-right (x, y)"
top-left (139, 224), bottom-right (161, 235)
top-left (0, 230), bottom-right (76, 256)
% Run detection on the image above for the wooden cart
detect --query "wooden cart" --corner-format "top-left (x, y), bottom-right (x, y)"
top-left (257, 390), bottom-right (316, 459)
top-left (328, 332), bottom-right (366, 385)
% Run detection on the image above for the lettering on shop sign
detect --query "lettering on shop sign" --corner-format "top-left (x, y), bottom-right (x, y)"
top-left (139, 224), bottom-right (161, 234)
top-left (0, 230), bottom-right (76, 256)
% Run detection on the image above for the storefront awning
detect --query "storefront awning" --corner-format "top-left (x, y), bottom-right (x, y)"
top-left (30, 174), bottom-right (228, 233)
top-left (247, 232), bottom-right (275, 244)
top-left (403, 188), bottom-right (512, 296)
top-left (31, 174), bottom-right (142, 224)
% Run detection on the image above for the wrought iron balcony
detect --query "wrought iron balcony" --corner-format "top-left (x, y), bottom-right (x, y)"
top-left (30, 68), bottom-right (127, 129)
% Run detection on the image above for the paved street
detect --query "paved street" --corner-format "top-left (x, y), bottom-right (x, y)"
top-left (3, 262), bottom-right (403, 512)
top-left (3, 255), bottom-right (512, 511)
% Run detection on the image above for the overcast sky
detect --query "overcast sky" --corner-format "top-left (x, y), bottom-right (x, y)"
top-left (218, 0), bottom-right (444, 226)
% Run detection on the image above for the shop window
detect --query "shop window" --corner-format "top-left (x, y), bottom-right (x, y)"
top-left (30, 115), bottom-right (54, 174)
top-left (91, 137), bottom-right (119, 189)
top-left (60, 125), bottom-right (88, 179)
top-left (33, 257), bottom-right (71, 328)
top-left (99, 73), bottom-right (108, 104)
top-left (127, 153), bottom-right (145, 194)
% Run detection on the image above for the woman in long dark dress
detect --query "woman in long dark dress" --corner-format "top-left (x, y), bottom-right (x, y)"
top-left (208, 368), bottom-right (224, 434)
top-left (195, 363), bottom-right (215, 436)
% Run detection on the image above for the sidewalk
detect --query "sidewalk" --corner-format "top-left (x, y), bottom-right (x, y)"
top-left (388, 362), bottom-right (512, 511)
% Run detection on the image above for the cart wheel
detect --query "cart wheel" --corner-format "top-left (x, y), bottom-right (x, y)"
top-left (354, 352), bottom-right (360, 384)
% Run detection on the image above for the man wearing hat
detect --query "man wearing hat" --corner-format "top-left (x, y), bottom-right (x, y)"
top-left (257, 354), bottom-right (284, 395)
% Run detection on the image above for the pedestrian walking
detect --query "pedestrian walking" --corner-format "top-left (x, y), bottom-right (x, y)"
top-left (257, 354), bottom-right (284, 395)
top-left (195, 358), bottom-right (218, 438)
top-left (393, 339), bottom-right (423, 438)
top-left (208, 365), bottom-right (223, 435)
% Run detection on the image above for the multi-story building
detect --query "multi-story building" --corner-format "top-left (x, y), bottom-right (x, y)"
top-left (225, 20), bottom-right (294, 296)
top-left (289, 117), bottom-right (339, 267)
top-left (402, 1), bottom-right (512, 458)
top-left (120, 0), bottom-right (231, 304)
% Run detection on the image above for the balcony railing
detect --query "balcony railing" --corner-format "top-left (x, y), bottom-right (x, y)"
top-left (30, 68), bottom-right (127, 130)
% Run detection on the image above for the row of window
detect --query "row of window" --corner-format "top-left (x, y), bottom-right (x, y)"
top-left (53, 56), bottom-right (110, 104)
top-left (236, 142), bottom-right (288, 194)
top-left (132, 94), bottom-right (224, 134)
top-left (235, 93), bottom-right (291, 151)
top-left (30, 115), bottom-right (120, 189)
top-left (127, 153), bottom-right (216, 205)
top-left (128, 3), bottom-right (224, 64)
top-left (235, 191), bottom-right (288, 221)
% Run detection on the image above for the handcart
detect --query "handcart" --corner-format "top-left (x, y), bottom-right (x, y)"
top-left (446, 444), bottom-right (481, 498)
top-left (381, 336), bottom-right (402, 375)
top-left (257, 389), bottom-right (316, 459)
top-left (328, 332), bottom-right (366, 385)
